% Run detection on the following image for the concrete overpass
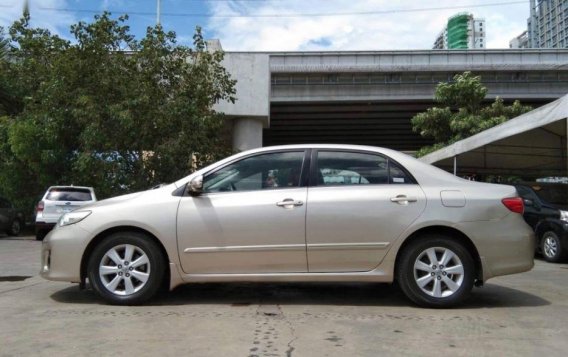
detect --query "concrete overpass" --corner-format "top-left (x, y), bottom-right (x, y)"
top-left (214, 49), bottom-right (568, 152)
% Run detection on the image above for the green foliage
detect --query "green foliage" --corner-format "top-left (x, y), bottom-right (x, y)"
top-left (0, 28), bottom-right (8, 59)
top-left (411, 72), bottom-right (532, 157)
top-left (0, 13), bottom-right (236, 212)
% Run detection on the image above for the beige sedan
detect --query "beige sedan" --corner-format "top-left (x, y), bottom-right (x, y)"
top-left (41, 145), bottom-right (534, 307)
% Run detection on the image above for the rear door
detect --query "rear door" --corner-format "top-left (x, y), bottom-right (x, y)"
top-left (306, 150), bottom-right (426, 272)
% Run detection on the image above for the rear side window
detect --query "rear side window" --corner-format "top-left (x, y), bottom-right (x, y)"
top-left (316, 151), bottom-right (415, 186)
top-left (46, 188), bottom-right (93, 202)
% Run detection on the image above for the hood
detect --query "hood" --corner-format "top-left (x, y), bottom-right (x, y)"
top-left (80, 191), bottom-right (146, 210)
top-left (81, 183), bottom-right (178, 211)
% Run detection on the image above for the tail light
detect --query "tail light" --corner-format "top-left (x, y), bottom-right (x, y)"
top-left (36, 201), bottom-right (44, 213)
top-left (502, 197), bottom-right (524, 214)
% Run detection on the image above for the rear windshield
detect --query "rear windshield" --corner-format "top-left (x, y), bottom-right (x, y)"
top-left (46, 188), bottom-right (93, 202)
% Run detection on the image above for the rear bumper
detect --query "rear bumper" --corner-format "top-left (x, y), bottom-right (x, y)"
top-left (458, 214), bottom-right (535, 282)
top-left (35, 222), bottom-right (56, 233)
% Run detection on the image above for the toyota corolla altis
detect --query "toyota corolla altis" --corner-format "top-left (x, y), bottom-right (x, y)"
top-left (41, 145), bottom-right (534, 307)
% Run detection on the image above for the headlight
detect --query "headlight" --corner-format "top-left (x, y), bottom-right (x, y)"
top-left (58, 211), bottom-right (91, 227)
top-left (560, 210), bottom-right (568, 222)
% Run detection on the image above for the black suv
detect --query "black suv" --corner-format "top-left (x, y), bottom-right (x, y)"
top-left (0, 196), bottom-right (25, 236)
top-left (516, 185), bottom-right (568, 263)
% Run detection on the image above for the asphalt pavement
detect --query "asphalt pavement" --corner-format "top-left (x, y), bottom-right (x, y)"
top-left (1, 235), bottom-right (567, 357)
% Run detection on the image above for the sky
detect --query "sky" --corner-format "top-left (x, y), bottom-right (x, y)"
top-left (0, 0), bottom-right (532, 51)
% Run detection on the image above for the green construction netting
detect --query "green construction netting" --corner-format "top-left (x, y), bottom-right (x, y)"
top-left (447, 14), bottom-right (469, 49)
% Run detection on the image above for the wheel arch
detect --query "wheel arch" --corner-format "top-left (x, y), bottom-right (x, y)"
top-left (535, 219), bottom-right (564, 243)
top-left (80, 226), bottom-right (171, 289)
top-left (394, 225), bottom-right (483, 284)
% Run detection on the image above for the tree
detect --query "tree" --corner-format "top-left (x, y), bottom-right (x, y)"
top-left (0, 13), bottom-right (236, 212)
top-left (0, 28), bottom-right (8, 59)
top-left (411, 72), bottom-right (532, 156)
top-left (0, 27), bottom-right (17, 116)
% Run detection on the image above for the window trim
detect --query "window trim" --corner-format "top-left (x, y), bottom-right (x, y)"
top-left (196, 149), bottom-right (311, 196)
top-left (309, 149), bottom-right (417, 187)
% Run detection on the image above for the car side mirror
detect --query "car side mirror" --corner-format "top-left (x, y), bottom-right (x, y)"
top-left (187, 175), bottom-right (204, 196)
top-left (523, 199), bottom-right (534, 207)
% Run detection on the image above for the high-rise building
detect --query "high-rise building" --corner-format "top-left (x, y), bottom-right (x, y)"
top-left (511, 0), bottom-right (567, 48)
top-left (510, 31), bottom-right (530, 48)
top-left (433, 13), bottom-right (486, 49)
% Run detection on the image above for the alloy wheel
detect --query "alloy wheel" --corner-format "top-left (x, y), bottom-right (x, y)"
top-left (99, 244), bottom-right (151, 296)
top-left (413, 247), bottom-right (465, 298)
top-left (543, 236), bottom-right (558, 259)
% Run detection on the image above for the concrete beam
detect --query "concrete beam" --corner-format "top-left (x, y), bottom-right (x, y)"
top-left (268, 49), bottom-right (568, 73)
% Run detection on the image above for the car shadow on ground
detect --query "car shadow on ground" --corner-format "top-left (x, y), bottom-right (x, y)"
top-left (50, 281), bottom-right (550, 309)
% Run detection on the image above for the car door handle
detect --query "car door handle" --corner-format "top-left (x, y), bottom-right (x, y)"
top-left (390, 195), bottom-right (417, 204)
top-left (276, 199), bottom-right (304, 207)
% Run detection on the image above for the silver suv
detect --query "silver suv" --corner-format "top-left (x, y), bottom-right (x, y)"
top-left (35, 186), bottom-right (96, 240)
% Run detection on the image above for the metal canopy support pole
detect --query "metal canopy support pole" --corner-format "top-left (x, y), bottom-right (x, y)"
top-left (453, 156), bottom-right (457, 176)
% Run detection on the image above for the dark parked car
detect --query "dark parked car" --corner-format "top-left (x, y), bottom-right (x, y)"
top-left (516, 185), bottom-right (568, 262)
top-left (0, 197), bottom-right (25, 236)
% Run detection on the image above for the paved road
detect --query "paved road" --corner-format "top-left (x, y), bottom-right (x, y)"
top-left (1, 236), bottom-right (567, 356)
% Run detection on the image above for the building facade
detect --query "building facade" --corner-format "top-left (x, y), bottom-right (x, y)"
top-left (510, 31), bottom-right (530, 48)
top-left (432, 13), bottom-right (485, 49)
top-left (515, 0), bottom-right (568, 48)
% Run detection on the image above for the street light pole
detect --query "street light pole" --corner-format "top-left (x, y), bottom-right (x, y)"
top-left (156, 0), bottom-right (161, 25)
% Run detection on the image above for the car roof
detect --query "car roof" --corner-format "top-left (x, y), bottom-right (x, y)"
top-left (47, 186), bottom-right (95, 191)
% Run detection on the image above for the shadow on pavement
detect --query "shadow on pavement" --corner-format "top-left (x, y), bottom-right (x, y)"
top-left (50, 281), bottom-right (550, 309)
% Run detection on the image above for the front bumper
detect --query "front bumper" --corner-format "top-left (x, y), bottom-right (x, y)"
top-left (40, 224), bottom-right (91, 283)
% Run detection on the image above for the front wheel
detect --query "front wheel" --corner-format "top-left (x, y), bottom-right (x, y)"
top-left (88, 232), bottom-right (166, 305)
top-left (541, 231), bottom-right (566, 263)
top-left (397, 236), bottom-right (475, 308)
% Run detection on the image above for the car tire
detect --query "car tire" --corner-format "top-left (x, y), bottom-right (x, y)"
top-left (35, 230), bottom-right (47, 241)
top-left (397, 235), bottom-right (475, 308)
top-left (88, 232), bottom-right (166, 305)
top-left (541, 231), bottom-right (566, 263)
top-left (8, 219), bottom-right (21, 236)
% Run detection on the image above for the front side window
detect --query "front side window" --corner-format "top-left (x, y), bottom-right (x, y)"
top-left (316, 151), bottom-right (414, 186)
top-left (203, 151), bottom-right (305, 193)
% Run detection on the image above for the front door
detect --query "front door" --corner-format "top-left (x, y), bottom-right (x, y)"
top-left (177, 150), bottom-right (308, 274)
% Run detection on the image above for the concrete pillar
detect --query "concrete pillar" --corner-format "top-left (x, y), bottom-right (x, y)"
top-left (232, 117), bottom-right (263, 152)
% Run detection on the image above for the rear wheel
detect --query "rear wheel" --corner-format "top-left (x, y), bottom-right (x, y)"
top-left (8, 219), bottom-right (21, 236)
top-left (397, 235), bottom-right (475, 308)
top-left (541, 231), bottom-right (566, 263)
top-left (88, 232), bottom-right (165, 305)
top-left (35, 229), bottom-right (48, 241)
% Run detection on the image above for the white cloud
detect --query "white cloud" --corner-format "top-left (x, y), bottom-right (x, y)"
top-left (0, 0), bottom-right (77, 40)
top-left (206, 0), bottom-right (530, 51)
